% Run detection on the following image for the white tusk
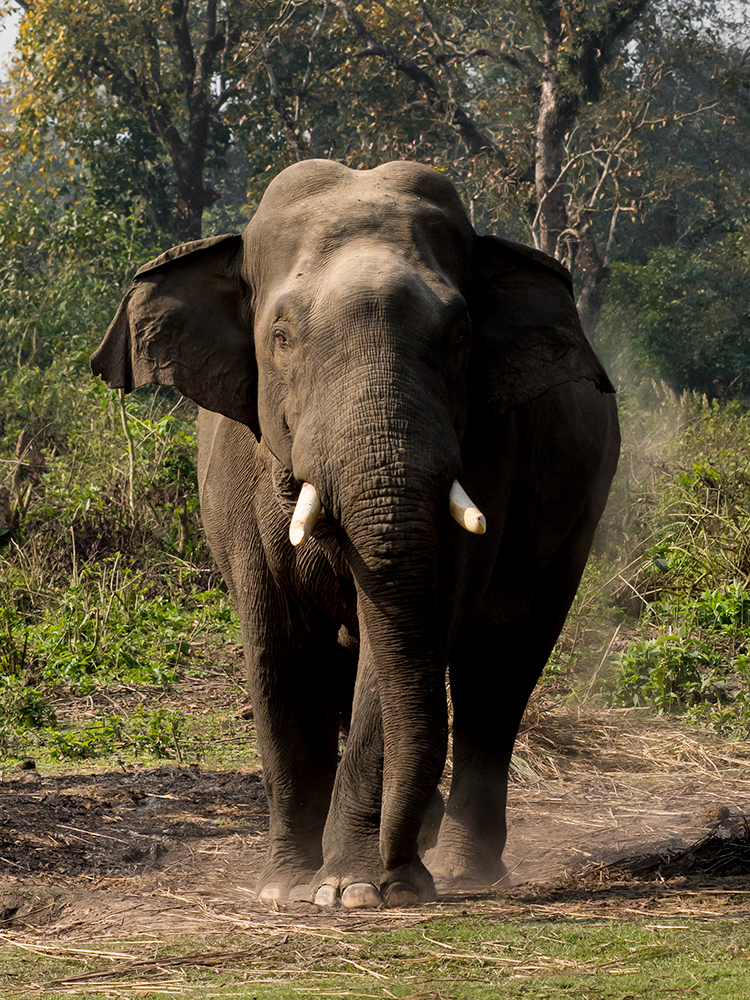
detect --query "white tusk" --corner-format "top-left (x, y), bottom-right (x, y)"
top-left (449, 480), bottom-right (487, 535)
top-left (289, 482), bottom-right (322, 546)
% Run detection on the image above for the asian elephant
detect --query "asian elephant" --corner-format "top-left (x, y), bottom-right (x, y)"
top-left (92, 159), bottom-right (619, 908)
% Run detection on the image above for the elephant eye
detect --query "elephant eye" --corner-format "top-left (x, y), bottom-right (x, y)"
top-left (274, 328), bottom-right (290, 347)
top-left (451, 321), bottom-right (470, 348)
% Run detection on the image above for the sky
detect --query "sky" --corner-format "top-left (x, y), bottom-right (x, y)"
top-left (0, 8), bottom-right (19, 71)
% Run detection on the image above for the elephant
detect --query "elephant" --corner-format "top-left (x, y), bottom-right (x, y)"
top-left (92, 159), bottom-right (620, 909)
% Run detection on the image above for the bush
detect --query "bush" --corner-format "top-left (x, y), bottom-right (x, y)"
top-left (604, 388), bottom-right (750, 611)
top-left (43, 706), bottom-right (186, 761)
top-left (609, 585), bottom-right (750, 735)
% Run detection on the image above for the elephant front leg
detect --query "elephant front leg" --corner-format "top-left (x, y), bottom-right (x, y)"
top-left (245, 617), bottom-right (353, 903)
top-left (311, 646), bottom-right (438, 909)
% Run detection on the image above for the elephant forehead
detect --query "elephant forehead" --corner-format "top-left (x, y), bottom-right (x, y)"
top-left (257, 245), bottom-right (465, 334)
top-left (246, 199), bottom-right (471, 292)
top-left (313, 246), bottom-right (461, 312)
top-left (257, 158), bottom-right (466, 215)
top-left (244, 163), bottom-right (473, 285)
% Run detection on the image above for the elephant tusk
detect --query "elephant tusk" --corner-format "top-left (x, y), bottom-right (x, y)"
top-left (290, 482), bottom-right (322, 546)
top-left (449, 480), bottom-right (487, 535)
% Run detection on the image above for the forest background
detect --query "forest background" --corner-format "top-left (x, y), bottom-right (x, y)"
top-left (1, 0), bottom-right (750, 763)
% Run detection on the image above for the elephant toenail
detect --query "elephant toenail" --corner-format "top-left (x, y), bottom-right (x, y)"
top-left (383, 881), bottom-right (420, 907)
top-left (314, 884), bottom-right (338, 907)
top-left (258, 882), bottom-right (288, 902)
top-left (341, 883), bottom-right (382, 909)
top-left (288, 883), bottom-right (313, 902)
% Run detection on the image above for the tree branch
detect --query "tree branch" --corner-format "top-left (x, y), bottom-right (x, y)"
top-left (171, 0), bottom-right (197, 97)
top-left (332, 0), bottom-right (495, 155)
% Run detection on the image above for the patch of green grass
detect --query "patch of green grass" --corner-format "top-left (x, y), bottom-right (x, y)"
top-left (2, 705), bottom-right (260, 773)
top-left (4, 915), bottom-right (750, 998)
top-left (1, 580), bottom-right (239, 695)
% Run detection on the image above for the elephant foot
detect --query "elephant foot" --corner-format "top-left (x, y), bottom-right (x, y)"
top-left (312, 859), bottom-right (436, 909)
top-left (256, 855), bottom-right (320, 904)
top-left (425, 845), bottom-right (509, 893)
top-left (315, 882), bottom-right (381, 908)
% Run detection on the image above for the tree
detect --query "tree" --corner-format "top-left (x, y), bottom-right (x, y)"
top-left (3, 0), bottom-right (746, 347)
top-left (600, 231), bottom-right (750, 397)
top-left (4, 1), bottom-right (289, 239)
top-left (278, 0), bottom-right (746, 335)
top-left (274, 0), bottom-right (652, 331)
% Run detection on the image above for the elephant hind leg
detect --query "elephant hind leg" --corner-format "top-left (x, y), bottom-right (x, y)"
top-left (425, 624), bottom-right (530, 893)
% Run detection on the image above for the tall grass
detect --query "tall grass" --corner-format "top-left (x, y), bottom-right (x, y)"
top-left (0, 376), bottom-right (239, 761)
top-left (572, 383), bottom-right (750, 735)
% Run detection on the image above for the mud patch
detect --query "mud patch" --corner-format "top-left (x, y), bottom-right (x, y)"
top-left (0, 766), bottom-right (267, 878)
top-left (2, 710), bottom-right (750, 939)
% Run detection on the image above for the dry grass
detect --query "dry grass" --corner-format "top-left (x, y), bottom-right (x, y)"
top-left (512, 698), bottom-right (750, 782)
top-left (6, 703), bottom-right (750, 996)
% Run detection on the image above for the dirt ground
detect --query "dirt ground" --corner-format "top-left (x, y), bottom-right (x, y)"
top-left (3, 706), bottom-right (750, 941)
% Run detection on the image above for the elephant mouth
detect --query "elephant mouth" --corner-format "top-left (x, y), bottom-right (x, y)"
top-left (271, 445), bottom-right (487, 548)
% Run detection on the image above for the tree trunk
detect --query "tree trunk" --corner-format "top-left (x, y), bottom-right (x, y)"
top-left (158, 96), bottom-right (216, 242)
top-left (534, 7), bottom-right (577, 260)
top-left (575, 265), bottom-right (610, 338)
top-left (173, 131), bottom-right (213, 241)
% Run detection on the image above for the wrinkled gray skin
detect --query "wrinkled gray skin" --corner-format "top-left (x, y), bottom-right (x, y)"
top-left (92, 160), bottom-right (620, 909)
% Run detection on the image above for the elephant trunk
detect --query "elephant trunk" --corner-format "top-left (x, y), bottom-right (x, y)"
top-left (290, 365), bottom-right (464, 868)
top-left (336, 442), bottom-right (455, 870)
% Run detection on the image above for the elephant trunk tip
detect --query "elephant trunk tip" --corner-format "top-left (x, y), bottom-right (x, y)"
top-left (449, 480), bottom-right (487, 535)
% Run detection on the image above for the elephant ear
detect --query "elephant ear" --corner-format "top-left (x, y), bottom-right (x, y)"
top-left (91, 233), bottom-right (260, 436)
top-left (469, 235), bottom-right (614, 415)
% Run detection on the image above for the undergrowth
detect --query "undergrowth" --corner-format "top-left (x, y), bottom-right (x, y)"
top-left (569, 383), bottom-right (750, 736)
top-left (5, 287), bottom-right (750, 764)
top-left (0, 369), bottom-right (240, 763)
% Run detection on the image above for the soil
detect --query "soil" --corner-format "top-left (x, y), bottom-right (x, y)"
top-left (3, 704), bottom-right (750, 941)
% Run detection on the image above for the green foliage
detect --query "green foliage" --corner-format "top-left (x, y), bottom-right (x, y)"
top-left (46, 707), bottom-right (185, 761)
top-left (600, 233), bottom-right (750, 397)
top-left (0, 199), bottom-right (159, 379)
top-left (609, 580), bottom-right (750, 733)
top-left (611, 629), bottom-right (727, 711)
top-left (0, 192), bottom-right (238, 764)
top-left (571, 388), bottom-right (750, 737)
top-left (0, 674), bottom-right (56, 733)
top-left (0, 571), bottom-right (236, 692)
top-left (605, 388), bottom-right (750, 603)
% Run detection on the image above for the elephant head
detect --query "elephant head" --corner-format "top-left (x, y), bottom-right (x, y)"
top-left (92, 159), bottom-right (613, 896)
top-left (94, 158), bottom-right (609, 537)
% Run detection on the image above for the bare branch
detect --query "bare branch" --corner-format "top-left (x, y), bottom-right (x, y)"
top-left (298, 0), bottom-right (329, 104)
